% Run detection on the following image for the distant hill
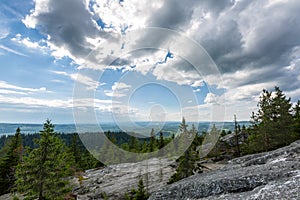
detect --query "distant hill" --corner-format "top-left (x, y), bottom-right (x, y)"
top-left (0, 121), bottom-right (250, 135)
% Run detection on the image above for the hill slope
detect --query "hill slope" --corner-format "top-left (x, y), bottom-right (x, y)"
top-left (149, 140), bottom-right (300, 200)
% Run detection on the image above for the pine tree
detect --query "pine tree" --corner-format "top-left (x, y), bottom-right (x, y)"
top-left (271, 86), bottom-right (293, 146)
top-left (70, 133), bottom-right (81, 168)
top-left (0, 128), bottom-right (22, 195)
top-left (293, 100), bottom-right (300, 139)
top-left (149, 128), bottom-right (155, 152)
top-left (16, 120), bottom-right (74, 200)
top-left (124, 179), bottom-right (148, 200)
top-left (135, 179), bottom-right (148, 200)
top-left (168, 121), bottom-right (198, 184)
top-left (234, 115), bottom-right (240, 156)
top-left (158, 131), bottom-right (164, 149)
top-left (247, 87), bottom-right (295, 153)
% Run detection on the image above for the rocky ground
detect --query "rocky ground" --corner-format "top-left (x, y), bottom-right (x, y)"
top-left (149, 140), bottom-right (300, 200)
top-left (73, 157), bottom-right (177, 200)
top-left (2, 140), bottom-right (299, 199)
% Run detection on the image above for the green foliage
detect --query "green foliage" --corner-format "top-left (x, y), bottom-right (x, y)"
top-left (158, 131), bottom-right (165, 149)
top-left (293, 100), bottom-right (300, 139)
top-left (68, 133), bottom-right (103, 171)
top-left (125, 179), bottom-right (149, 200)
top-left (101, 191), bottom-right (108, 200)
top-left (16, 120), bottom-right (74, 200)
top-left (168, 120), bottom-right (199, 184)
top-left (244, 87), bottom-right (295, 154)
top-left (13, 195), bottom-right (20, 200)
top-left (149, 128), bottom-right (155, 152)
top-left (0, 128), bottom-right (22, 195)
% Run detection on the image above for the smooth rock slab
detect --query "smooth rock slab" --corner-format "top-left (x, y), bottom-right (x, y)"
top-left (149, 140), bottom-right (300, 200)
top-left (74, 157), bottom-right (177, 200)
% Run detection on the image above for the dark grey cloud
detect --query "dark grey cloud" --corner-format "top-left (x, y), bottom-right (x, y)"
top-left (24, 0), bottom-right (102, 58)
top-left (183, 0), bottom-right (300, 101)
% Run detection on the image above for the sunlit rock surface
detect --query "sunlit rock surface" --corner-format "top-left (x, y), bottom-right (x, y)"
top-left (73, 158), bottom-right (177, 200)
top-left (149, 140), bottom-right (300, 200)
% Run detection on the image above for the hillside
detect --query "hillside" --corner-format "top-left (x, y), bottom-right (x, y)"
top-left (149, 140), bottom-right (300, 200)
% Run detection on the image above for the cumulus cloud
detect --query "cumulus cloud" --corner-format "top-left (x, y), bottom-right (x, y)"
top-left (104, 82), bottom-right (131, 98)
top-left (204, 93), bottom-right (219, 104)
top-left (21, 0), bottom-right (300, 120)
top-left (22, 0), bottom-right (104, 62)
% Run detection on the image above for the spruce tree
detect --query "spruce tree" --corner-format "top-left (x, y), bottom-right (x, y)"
top-left (247, 87), bottom-right (295, 153)
top-left (149, 128), bottom-right (155, 152)
top-left (168, 120), bottom-right (197, 184)
top-left (293, 100), bottom-right (300, 139)
top-left (271, 86), bottom-right (293, 146)
top-left (124, 179), bottom-right (148, 200)
top-left (135, 179), bottom-right (148, 200)
top-left (158, 131), bottom-right (164, 149)
top-left (0, 128), bottom-right (22, 195)
top-left (16, 120), bottom-right (74, 200)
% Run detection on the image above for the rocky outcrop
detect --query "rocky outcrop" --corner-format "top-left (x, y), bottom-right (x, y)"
top-left (73, 158), bottom-right (177, 200)
top-left (149, 140), bottom-right (300, 200)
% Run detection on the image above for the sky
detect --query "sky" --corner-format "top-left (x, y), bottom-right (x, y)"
top-left (0, 0), bottom-right (300, 124)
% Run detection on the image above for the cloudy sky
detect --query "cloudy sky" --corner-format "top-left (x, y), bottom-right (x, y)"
top-left (0, 0), bottom-right (299, 124)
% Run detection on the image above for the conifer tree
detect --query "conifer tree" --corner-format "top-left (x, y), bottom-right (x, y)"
top-left (16, 120), bottom-right (74, 200)
top-left (158, 131), bottom-right (164, 149)
top-left (271, 86), bottom-right (293, 146)
top-left (149, 128), bottom-right (155, 152)
top-left (293, 100), bottom-right (300, 139)
top-left (168, 120), bottom-right (197, 184)
top-left (135, 179), bottom-right (148, 200)
top-left (247, 87), bottom-right (294, 153)
top-left (0, 128), bottom-right (22, 195)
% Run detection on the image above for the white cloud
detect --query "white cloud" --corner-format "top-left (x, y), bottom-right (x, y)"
top-left (204, 93), bottom-right (219, 104)
top-left (193, 88), bottom-right (201, 93)
top-left (152, 57), bottom-right (200, 86)
top-left (191, 80), bottom-right (205, 87)
top-left (104, 82), bottom-right (131, 98)
top-left (0, 95), bottom-right (72, 108)
top-left (0, 89), bottom-right (27, 95)
top-left (0, 28), bottom-right (9, 39)
top-left (0, 44), bottom-right (27, 57)
top-left (52, 71), bottom-right (104, 90)
top-left (0, 81), bottom-right (48, 93)
top-left (11, 34), bottom-right (48, 52)
top-left (111, 82), bottom-right (131, 91)
top-left (0, 94), bottom-right (114, 112)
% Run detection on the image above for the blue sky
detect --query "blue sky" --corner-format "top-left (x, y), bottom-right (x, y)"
top-left (0, 0), bottom-right (300, 124)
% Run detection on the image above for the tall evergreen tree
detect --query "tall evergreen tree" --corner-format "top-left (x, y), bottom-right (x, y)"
top-left (168, 120), bottom-right (198, 184)
top-left (234, 115), bottom-right (240, 157)
top-left (0, 128), bottom-right (22, 195)
top-left (149, 128), bottom-right (155, 152)
top-left (135, 179), bottom-right (148, 200)
top-left (158, 131), bottom-right (164, 149)
top-left (293, 100), bottom-right (300, 139)
top-left (271, 86), bottom-right (293, 146)
top-left (125, 179), bottom-right (149, 200)
top-left (16, 120), bottom-right (74, 200)
top-left (247, 87), bottom-right (294, 153)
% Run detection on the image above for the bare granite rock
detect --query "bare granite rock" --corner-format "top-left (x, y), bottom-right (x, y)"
top-left (73, 157), bottom-right (177, 200)
top-left (149, 140), bottom-right (300, 200)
